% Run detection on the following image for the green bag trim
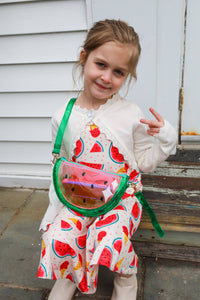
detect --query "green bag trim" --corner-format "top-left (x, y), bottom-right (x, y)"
top-left (53, 98), bottom-right (76, 155)
top-left (53, 157), bottom-right (129, 217)
top-left (52, 98), bottom-right (165, 237)
top-left (135, 191), bottom-right (165, 238)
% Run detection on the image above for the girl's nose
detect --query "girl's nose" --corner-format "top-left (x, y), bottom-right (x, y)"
top-left (101, 70), bottom-right (112, 83)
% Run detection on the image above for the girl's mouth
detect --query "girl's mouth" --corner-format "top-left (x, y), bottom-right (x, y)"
top-left (95, 81), bottom-right (111, 90)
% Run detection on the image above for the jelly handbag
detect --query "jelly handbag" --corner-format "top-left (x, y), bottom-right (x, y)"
top-left (52, 98), bottom-right (129, 217)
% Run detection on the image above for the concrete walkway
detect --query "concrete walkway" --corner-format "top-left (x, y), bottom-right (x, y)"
top-left (0, 187), bottom-right (199, 300)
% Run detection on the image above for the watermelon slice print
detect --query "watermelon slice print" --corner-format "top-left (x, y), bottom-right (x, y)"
top-left (60, 261), bottom-right (69, 278)
top-left (129, 169), bottom-right (139, 182)
top-left (129, 255), bottom-right (136, 268)
top-left (90, 141), bottom-right (104, 152)
top-left (37, 263), bottom-right (47, 278)
top-left (113, 204), bottom-right (127, 211)
top-left (75, 234), bottom-right (87, 249)
top-left (128, 243), bottom-right (133, 253)
top-left (109, 143), bottom-right (124, 164)
top-left (90, 124), bottom-right (100, 138)
top-left (113, 238), bottom-right (122, 254)
top-left (79, 161), bottom-right (104, 170)
top-left (96, 214), bottom-right (119, 229)
top-left (61, 220), bottom-right (73, 231)
top-left (60, 261), bottom-right (69, 270)
top-left (129, 217), bottom-right (134, 236)
top-left (79, 273), bottom-right (89, 292)
top-left (97, 246), bottom-right (112, 268)
top-left (131, 201), bottom-right (141, 220)
top-left (75, 138), bottom-right (84, 158)
top-left (66, 272), bottom-right (75, 283)
top-left (94, 275), bottom-right (98, 288)
top-left (97, 231), bottom-right (107, 243)
top-left (52, 239), bottom-right (77, 258)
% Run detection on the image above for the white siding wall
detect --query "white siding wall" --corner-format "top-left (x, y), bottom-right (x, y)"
top-left (0, 0), bottom-right (88, 188)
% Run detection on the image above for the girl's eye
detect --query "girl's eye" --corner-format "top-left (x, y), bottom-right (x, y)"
top-left (115, 69), bottom-right (124, 76)
top-left (96, 62), bottom-right (105, 68)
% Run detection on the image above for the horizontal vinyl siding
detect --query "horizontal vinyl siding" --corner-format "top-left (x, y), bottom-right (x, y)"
top-left (0, 0), bottom-right (87, 35)
top-left (0, 63), bottom-right (75, 92)
top-left (0, 32), bottom-right (86, 64)
top-left (0, 118), bottom-right (51, 141)
top-left (0, 92), bottom-right (76, 117)
top-left (0, 0), bottom-right (88, 187)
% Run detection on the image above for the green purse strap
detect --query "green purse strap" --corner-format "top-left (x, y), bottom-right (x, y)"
top-left (135, 191), bottom-right (165, 238)
top-left (52, 98), bottom-right (76, 157)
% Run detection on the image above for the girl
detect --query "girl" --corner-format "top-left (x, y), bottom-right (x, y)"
top-left (37, 19), bottom-right (177, 299)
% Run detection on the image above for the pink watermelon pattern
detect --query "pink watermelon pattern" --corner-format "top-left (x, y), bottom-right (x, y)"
top-left (61, 220), bottom-right (73, 231)
top-left (75, 234), bottom-right (87, 249)
top-left (122, 225), bottom-right (128, 237)
top-left (109, 143), bottom-right (124, 164)
top-left (79, 161), bottom-right (104, 170)
top-left (52, 239), bottom-right (77, 258)
top-left (60, 260), bottom-right (69, 271)
top-left (75, 138), bottom-right (84, 158)
top-left (90, 125), bottom-right (100, 137)
top-left (113, 238), bottom-right (122, 254)
top-left (129, 169), bottom-right (139, 182)
top-left (79, 273), bottom-right (88, 292)
top-left (96, 213), bottom-right (119, 229)
top-left (37, 263), bottom-right (47, 277)
top-left (129, 217), bottom-right (134, 236)
top-left (97, 246), bottom-right (112, 268)
top-left (131, 201), bottom-right (141, 221)
top-left (90, 141), bottom-right (104, 152)
top-left (113, 204), bottom-right (127, 211)
top-left (128, 243), bottom-right (133, 253)
top-left (66, 272), bottom-right (75, 283)
top-left (129, 255), bottom-right (138, 269)
top-left (97, 231), bottom-right (107, 243)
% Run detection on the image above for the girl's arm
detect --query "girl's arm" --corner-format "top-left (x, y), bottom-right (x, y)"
top-left (133, 108), bottom-right (177, 173)
top-left (39, 112), bottom-right (67, 231)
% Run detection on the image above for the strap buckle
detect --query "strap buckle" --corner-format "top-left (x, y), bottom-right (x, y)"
top-left (52, 153), bottom-right (60, 164)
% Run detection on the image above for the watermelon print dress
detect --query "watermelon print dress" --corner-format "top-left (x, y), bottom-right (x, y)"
top-left (37, 121), bottom-right (143, 294)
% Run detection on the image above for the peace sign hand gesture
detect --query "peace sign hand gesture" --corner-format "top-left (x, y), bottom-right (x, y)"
top-left (140, 108), bottom-right (165, 136)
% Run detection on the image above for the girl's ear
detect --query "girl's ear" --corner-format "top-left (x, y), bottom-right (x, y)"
top-left (79, 49), bottom-right (87, 65)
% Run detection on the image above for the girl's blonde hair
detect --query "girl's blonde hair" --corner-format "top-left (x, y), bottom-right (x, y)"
top-left (73, 19), bottom-right (141, 87)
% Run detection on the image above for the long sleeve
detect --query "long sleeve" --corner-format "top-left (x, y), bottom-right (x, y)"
top-left (39, 179), bottom-right (63, 231)
top-left (133, 117), bottom-right (177, 173)
top-left (39, 111), bottom-right (67, 231)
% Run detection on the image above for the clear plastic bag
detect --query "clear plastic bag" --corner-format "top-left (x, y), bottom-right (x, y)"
top-left (53, 157), bottom-right (129, 217)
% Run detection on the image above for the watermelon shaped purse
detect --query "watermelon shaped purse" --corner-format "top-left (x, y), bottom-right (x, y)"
top-left (52, 98), bottom-right (129, 217)
top-left (52, 98), bottom-right (165, 237)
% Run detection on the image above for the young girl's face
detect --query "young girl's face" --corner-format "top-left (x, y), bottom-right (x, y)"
top-left (80, 41), bottom-right (133, 104)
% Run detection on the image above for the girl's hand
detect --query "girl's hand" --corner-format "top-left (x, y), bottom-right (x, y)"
top-left (140, 108), bottom-right (165, 136)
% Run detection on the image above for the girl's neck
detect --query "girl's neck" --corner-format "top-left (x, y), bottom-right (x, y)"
top-left (76, 92), bottom-right (111, 111)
